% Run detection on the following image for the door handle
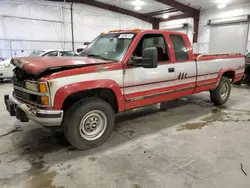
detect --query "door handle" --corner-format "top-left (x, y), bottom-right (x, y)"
top-left (168, 68), bottom-right (175, 72)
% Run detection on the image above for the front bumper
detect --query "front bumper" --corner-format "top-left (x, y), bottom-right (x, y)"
top-left (4, 93), bottom-right (63, 126)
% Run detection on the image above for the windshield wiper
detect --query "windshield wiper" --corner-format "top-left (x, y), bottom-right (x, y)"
top-left (87, 54), bottom-right (115, 61)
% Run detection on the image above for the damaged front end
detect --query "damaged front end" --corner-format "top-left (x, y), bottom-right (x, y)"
top-left (5, 66), bottom-right (63, 126)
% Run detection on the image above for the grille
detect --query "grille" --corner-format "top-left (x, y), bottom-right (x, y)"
top-left (13, 79), bottom-right (26, 88)
top-left (14, 89), bottom-right (29, 100)
top-left (14, 88), bottom-right (41, 104)
top-left (12, 68), bottom-right (42, 105)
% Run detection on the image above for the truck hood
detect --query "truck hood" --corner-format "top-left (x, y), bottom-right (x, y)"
top-left (11, 57), bottom-right (115, 75)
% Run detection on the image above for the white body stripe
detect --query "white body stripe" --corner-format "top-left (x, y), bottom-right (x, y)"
top-left (123, 63), bottom-right (176, 87)
top-left (124, 63), bottom-right (176, 95)
top-left (197, 57), bottom-right (244, 76)
top-left (48, 57), bottom-right (245, 106)
top-left (49, 70), bottom-right (123, 106)
top-left (124, 77), bottom-right (195, 95)
top-left (236, 69), bottom-right (245, 74)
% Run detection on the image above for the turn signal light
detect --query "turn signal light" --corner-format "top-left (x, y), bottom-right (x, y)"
top-left (39, 83), bottom-right (47, 93)
top-left (41, 96), bottom-right (49, 105)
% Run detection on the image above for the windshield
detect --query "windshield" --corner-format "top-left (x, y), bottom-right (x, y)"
top-left (29, 51), bottom-right (45, 57)
top-left (79, 33), bottom-right (135, 61)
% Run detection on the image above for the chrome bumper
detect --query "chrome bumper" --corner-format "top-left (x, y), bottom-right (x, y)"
top-left (5, 93), bottom-right (63, 126)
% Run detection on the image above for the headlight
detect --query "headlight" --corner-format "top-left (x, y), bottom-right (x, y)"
top-left (25, 82), bottom-right (48, 93)
top-left (25, 82), bottom-right (39, 92)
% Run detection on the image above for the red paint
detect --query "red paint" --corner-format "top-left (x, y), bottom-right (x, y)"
top-left (53, 79), bottom-right (125, 111)
top-left (196, 54), bottom-right (244, 61)
top-left (41, 63), bottom-right (122, 81)
top-left (14, 56), bottom-right (114, 75)
top-left (197, 78), bottom-right (218, 85)
top-left (125, 82), bottom-right (195, 100)
top-left (194, 83), bottom-right (217, 93)
top-left (233, 72), bottom-right (245, 82)
top-left (126, 82), bottom-right (216, 110)
top-left (20, 30), bottom-right (244, 113)
top-left (125, 88), bottom-right (194, 110)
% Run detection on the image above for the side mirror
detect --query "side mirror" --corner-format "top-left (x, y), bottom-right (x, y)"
top-left (77, 48), bottom-right (84, 53)
top-left (84, 42), bottom-right (90, 45)
top-left (130, 47), bottom-right (158, 68)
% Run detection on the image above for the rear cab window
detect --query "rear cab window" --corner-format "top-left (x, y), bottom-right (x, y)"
top-left (170, 35), bottom-right (189, 61)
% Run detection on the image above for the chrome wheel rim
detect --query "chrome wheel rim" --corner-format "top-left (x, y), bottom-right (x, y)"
top-left (79, 110), bottom-right (107, 141)
top-left (220, 83), bottom-right (229, 100)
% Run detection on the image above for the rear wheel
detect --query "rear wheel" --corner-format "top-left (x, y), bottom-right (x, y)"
top-left (63, 97), bottom-right (115, 150)
top-left (210, 77), bottom-right (231, 105)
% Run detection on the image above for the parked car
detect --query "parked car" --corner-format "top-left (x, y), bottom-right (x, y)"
top-left (29, 49), bottom-right (76, 57)
top-left (0, 49), bottom-right (76, 81)
top-left (0, 59), bottom-right (14, 82)
top-left (4, 29), bottom-right (245, 150)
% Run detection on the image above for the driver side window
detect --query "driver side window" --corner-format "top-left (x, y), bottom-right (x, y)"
top-left (133, 34), bottom-right (169, 62)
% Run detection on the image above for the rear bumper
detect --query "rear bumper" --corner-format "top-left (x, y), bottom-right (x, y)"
top-left (4, 93), bottom-right (63, 126)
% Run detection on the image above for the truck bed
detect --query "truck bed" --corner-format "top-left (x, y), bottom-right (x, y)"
top-left (195, 53), bottom-right (244, 61)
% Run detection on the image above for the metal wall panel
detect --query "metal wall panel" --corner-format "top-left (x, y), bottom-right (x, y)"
top-left (0, 0), bottom-right (151, 59)
top-left (209, 22), bottom-right (248, 54)
top-left (198, 3), bottom-right (250, 54)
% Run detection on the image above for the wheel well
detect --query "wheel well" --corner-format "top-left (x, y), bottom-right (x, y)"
top-left (62, 88), bottom-right (119, 113)
top-left (222, 71), bottom-right (235, 82)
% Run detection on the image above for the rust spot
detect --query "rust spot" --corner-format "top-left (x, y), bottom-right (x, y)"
top-left (96, 65), bottom-right (105, 72)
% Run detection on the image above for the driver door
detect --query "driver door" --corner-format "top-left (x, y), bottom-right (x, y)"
top-left (123, 33), bottom-right (176, 109)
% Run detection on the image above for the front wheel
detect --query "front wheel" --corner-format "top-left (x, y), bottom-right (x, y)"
top-left (63, 97), bottom-right (115, 150)
top-left (210, 77), bottom-right (231, 105)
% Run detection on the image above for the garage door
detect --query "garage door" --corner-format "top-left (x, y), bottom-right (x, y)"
top-left (209, 22), bottom-right (248, 54)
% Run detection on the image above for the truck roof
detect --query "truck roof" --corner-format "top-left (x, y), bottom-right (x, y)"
top-left (106, 29), bottom-right (185, 35)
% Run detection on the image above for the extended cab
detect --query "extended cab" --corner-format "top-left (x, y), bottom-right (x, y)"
top-left (5, 30), bottom-right (245, 150)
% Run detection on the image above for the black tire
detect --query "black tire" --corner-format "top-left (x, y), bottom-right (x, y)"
top-left (63, 97), bottom-right (115, 150)
top-left (0, 78), bottom-right (3, 82)
top-left (210, 77), bottom-right (231, 105)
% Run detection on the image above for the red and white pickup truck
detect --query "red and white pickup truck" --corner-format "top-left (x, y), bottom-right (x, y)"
top-left (5, 29), bottom-right (245, 150)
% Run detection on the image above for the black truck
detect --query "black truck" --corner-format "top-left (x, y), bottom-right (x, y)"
top-left (235, 52), bottom-right (250, 85)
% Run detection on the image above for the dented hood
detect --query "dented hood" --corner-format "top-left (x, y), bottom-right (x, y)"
top-left (11, 57), bottom-right (114, 75)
